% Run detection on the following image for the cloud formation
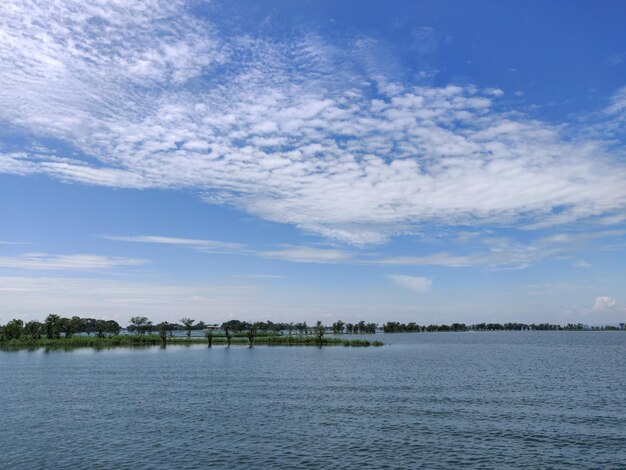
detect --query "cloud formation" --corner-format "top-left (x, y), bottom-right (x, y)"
top-left (593, 296), bottom-right (616, 311)
top-left (102, 227), bottom-right (625, 269)
top-left (386, 275), bottom-right (432, 293)
top-left (102, 235), bottom-right (246, 253)
top-left (0, 253), bottom-right (145, 271)
top-left (1, 1), bottom-right (626, 244)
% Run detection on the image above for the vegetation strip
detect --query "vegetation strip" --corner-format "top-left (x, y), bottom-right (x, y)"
top-left (1, 314), bottom-right (622, 350)
top-left (0, 334), bottom-right (382, 349)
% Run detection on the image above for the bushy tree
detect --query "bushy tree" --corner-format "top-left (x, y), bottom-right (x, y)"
top-left (295, 322), bottom-right (308, 335)
top-left (221, 322), bottom-right (232, 347)
top-left (62, 316), bottom-right (81, 339)
top-left (332, 320), bottom-right (345, 334)
top-left (246, 322), bottom-right (264, 348)
top-left (157, 322), bottom-right (172, 344)
top-left (44, 314), bottom-right (62, 339)
top-left (129, 316), bottom-right (150, 335)
top-left (105, 320), bottom-right (121, 336)
top-left (205, 327), bottom-right (214, 347)
top-left (2, 319), bottom-right (24, 340)
top-left (180, 318), bottom-right (195, 338)
top-left (24, 320), bottom-right (43, 340)
top-left (95, 320), bottom-right (107, 338)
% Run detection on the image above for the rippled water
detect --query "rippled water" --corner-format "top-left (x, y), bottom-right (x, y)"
top-left (1, 332), bottom-right (624, 469)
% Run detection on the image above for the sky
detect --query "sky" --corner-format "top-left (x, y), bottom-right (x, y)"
top-left (1, 0), bottom-right (625, 326)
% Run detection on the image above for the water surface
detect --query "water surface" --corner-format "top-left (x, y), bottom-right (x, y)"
top-left (1, 332), bottom-right (624, 469)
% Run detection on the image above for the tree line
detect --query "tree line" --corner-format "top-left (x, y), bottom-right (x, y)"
top-left (2, 315), bottom-right (624, 343)
top-left (380, 322), bottom-right (625, 332)
top-left (0, 315), bottom-right (331, 348)
top-left (0, 314), bottom-right (121, 341)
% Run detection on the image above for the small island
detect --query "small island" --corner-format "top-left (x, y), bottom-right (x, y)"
top-left (0, 315), bottom-right (384, 349)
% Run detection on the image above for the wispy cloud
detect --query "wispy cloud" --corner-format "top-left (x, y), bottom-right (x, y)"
top-left (605, 86), bottom-right (626, 114)
top-left (259, 246), bottom-right (354, 264)
top-left (0, 253), bottom-right (146, 271)
top-left (386, 274), bottom-right (432, 293)
top-left (102, 235), bottom-right (246, 253)
top-left (102, 227), bottom-right (624, 269)
top-left (1, 1), bottom-right (626, 245)
top-left (105, 234), bottom-right (353, 264)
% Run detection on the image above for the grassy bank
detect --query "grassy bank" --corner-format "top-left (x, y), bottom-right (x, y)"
top-left (0, 334), bottom-right (383, 349)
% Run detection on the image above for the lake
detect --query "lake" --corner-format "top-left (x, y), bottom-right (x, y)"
top-left (1, 332), bottom-right (624, 469)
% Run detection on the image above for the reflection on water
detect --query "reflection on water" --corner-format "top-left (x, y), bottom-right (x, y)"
top-left (0, 332), bottom-right (624, 469)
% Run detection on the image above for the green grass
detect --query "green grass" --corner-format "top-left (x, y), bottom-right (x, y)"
top-left (0, 334), bottom-right (384, 349)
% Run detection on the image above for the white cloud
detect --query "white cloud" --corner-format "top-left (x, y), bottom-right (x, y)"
top-left (103, 235), bottom-right (246, 253)
top-left (593, 296), bottom-right (616, 311)
top-left (0, 253), bottom-right (146, 271)
top-left (386, 274), bottom-right (432, 293)
top-left (102, 228), bottom-right (624, 270)
top-left (1, 2), bottom-right (626, 245)
top-left (606, 86), bottom-right (626, 114)
top-left (259, 246), bottom-right (354, 264)
top-left (104, 234), bottom-right (352, 263)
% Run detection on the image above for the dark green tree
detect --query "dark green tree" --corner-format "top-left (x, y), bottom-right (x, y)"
top-left (246, 322), bottom-right (262, 348)
top-left (95, 320), bottom-right (107, 338)
top-left (205, 327), bottom-right (214, 347)
top-left (104, 320), bottom-right (121, 336)
top-left (44, 314), bottom-right (62, 339)
top-left (2, 319), bottom-right (24, 340)
top-left (24, 320), bottom-right (43, 340)
top-left (314, 321), bottom-right (325, 346)
top-left (332, 320), bottom-right (345, 334)
top-left (62, 316), bottom-right (81, 339)
top-left (129, 316), bottom-right (150, 335)
top-left (221, 322), bottom-right (232, 347)
top-left (157, 322), bottom-right (171, 345)
top-left (180, 317), bottom-right (195, 338)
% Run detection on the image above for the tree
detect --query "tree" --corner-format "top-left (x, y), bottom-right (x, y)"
top-left (44, 314), bottom-right (62, 339)
top-left (129, 316), bottom-right (150, 335)
top-left (295, 322), bottom-right (308, 335)
top-left (62, 316), bottom-right (81, 339)
top-left (221, 322), bottom-right (232, 347)
top-left (181, 318), bottom-right (195, 338)
top-left (246, 322), bottom-right (262, 348)
top-left (314, 321), bottom-right (325, 346)
top-left (2, 319), bottom-right (24, 340)
top-left (79, 318), bottom-right (97, 335)
top-left (205, 327), bottom-right (214, 348)
top-left (105, 320), bottom-right (121, 336)
top-left (24, 320), bottom-right (43, 340)
top-left (332, 320), bottom-right (345, 334)
top-left (95, 320), bottom-right (107, 338)
top-left (157, 322), bottom-right (171, 345)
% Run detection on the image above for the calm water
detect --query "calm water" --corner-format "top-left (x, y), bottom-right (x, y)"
top-left (1, 332), bottom-right (624, 469)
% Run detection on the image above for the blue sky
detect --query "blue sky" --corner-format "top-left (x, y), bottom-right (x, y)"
top-left (1, 0), bottom-right (625, 325)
